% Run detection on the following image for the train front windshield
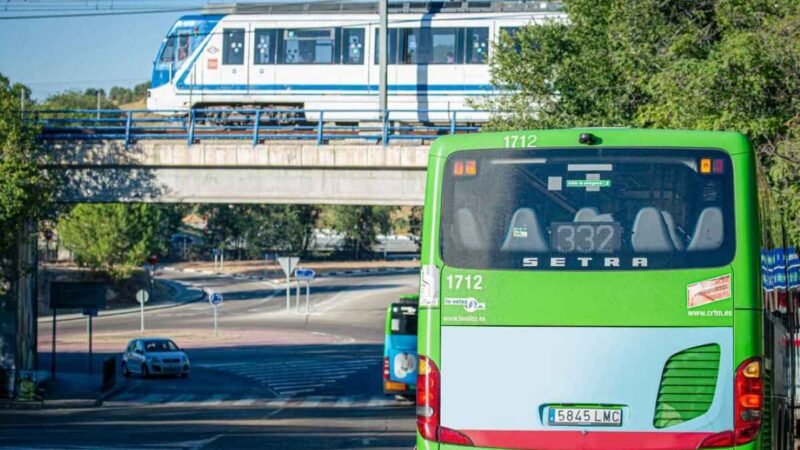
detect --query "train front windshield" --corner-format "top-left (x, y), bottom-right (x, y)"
top-left (441, 148), bottom-right (736, 271)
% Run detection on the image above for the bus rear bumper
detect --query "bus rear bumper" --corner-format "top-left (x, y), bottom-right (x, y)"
top-left (423, 432), bottom-right (761, 450)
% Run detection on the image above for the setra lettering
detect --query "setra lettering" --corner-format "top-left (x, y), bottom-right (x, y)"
top-left (520, 256), bottom-right (647, 268)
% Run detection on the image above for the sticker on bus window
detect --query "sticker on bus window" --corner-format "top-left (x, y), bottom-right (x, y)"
top-left (512, 227), bottom-right (528, 238)
top-left (687, 274), bottom-right (732, 308)
top-left (566, 179), bottom-right (611, 188)
top-left (208, 58), bottom-right (218, 70)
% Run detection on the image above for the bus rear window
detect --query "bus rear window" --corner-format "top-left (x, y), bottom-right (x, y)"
top-left (390, 304), bottom-right (418, 335)
top-left (440, 148), bottom-right (735, 270)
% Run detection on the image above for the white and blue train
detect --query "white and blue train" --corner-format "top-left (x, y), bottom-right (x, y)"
top-left (146, 2), bottom-right (564, 122)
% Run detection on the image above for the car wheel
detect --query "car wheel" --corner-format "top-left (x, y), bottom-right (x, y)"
top-left (122, 362), bottom-right (131, 378)
top-left (141, 364), bottom-right (149, 379)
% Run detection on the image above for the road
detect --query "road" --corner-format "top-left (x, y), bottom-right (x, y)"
top-left (0, 269), bottom-right (419, 449)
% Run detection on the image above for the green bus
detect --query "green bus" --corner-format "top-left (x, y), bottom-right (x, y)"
top-left (416, 129), bottom-right (798, 450)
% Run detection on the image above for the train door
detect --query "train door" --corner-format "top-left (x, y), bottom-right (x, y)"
top-left (220, 26), bottom-right (248, 100)
top-left (250, 26), bottom-right (278, 102)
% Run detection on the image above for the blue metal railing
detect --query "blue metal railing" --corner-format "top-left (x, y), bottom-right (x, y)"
top-left (29, 108), bottom-right (486, 146)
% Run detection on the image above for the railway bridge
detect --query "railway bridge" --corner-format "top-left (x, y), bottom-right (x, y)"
top-left (48, 139), bottom-right (428, 205)
top-left (36, 108), bottom-right (481, 204)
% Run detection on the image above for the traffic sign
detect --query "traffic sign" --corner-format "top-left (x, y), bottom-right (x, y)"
top-left (82, 307), bottom-right (98, 317)
top-left (278, 256), bottom-right (300, 312)
top-left (209, 292), bottom-right (224, 306)
top-left (295, 268), bottom-right (316, 281)
top-left (135, 290), bottom-right (149, 304)
top-left (278, 257), bottom-right (300, 276)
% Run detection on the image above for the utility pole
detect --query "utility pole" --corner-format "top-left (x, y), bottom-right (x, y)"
top-left (378, 0), bottom-right (388, 120)
top-left (96, 91), bottom-right (101, 120)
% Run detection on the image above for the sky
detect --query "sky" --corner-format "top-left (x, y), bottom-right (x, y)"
top-left (0, 0), bottom-right (280, 99)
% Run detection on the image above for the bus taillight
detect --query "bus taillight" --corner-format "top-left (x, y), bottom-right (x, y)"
top-left (416, 355), bottom-right (439, 441)
top-left (416, 355), bottom-right (473, 446)
top-left (733, 358), bottom-right (762, 444)
top-left (699, 357), bottom-right (762, 448)
top-left (383, 357), bottom-right (389, 380)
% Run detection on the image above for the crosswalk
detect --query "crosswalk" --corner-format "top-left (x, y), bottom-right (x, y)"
top-left (198, 356), bottom-right (380, 396)
top-left (109, 393), bottom-right (411, 409)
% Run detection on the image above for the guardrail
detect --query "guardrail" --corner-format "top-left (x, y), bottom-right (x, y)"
top-left (29, 108), bottom-right (486, 146)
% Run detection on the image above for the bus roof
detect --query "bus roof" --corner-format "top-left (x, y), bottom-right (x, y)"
top-left (429, 129), bottom-right (753, 159)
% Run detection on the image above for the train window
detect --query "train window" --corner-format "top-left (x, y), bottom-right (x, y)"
top-left (373, 28), bottom-right (399, 64)
top-left (159, 36), bottom-right (175, 64)
top-left (281, 29), bottom-right (336, 64)
top-left (254, 29), bottom-right (276, 65)
top-left (432, 28), bottom-right (458, 64)
top-left (465, 27), bottom-right (489, 64)
top-left (342, 28), bottom-right (365, 64)
top-left (400, 29), bottom-right (424, 64)
top-left (176, 33), bottom-right (192, 66)
top-left (223, 28), bottom-right (245, 65)
top-left (399, 28), bottom-right (459, 64)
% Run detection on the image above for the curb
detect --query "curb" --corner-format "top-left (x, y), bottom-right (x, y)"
top-left (37, 281), bottom-right (206, 324)
top-left (163, 265), bottom-right (418, 284)
top-left (0, 399), bottom-right (44, 410)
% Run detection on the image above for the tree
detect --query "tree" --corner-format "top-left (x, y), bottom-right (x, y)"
top-left (38, 88), bottom-right (118, 111)
top-left (483, 0), bottom-right (800, 244)
top-left (57, 204), bottom-right (178, 281)
top-left (132, 82), bottom-right (151, 101)
top-left (201, 204), bottom-right (320, 259)
top-left (245, 205), bottom-right (320, 258)
top-left (109, 86), bottom-right (134, 105)
top-left (328, 206), bottom-right (394, 259)
top-left (0, 74), bottom-right (52, 294)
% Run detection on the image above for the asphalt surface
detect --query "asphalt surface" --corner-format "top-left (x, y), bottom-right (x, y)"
top-left (0, 270), bottom-right (419, 450)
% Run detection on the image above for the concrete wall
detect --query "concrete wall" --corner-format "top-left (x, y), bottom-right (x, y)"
top-left (47, 140), bottom-right (430, 205)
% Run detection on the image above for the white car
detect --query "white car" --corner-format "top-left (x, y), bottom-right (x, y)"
top-left (122, 338), bottom-right (190, 378)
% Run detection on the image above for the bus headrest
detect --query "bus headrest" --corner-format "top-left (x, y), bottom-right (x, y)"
top-left (688, 207), bottom-right (724, 252)
top-left (632, 207), bottom-right (675, 253)
top-left (501, 208), bottom-right (548, 252)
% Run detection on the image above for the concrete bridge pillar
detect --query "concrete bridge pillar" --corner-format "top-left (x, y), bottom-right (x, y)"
top-left (0, 220), bottom-right (38, 398)
top-left (16, 220), bottom-right (39, 380)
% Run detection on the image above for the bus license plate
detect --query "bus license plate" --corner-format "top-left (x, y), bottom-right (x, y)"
top-left (548, 407), bottom-right (622, 427)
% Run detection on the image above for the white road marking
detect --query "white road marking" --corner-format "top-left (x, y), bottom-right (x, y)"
top-left (199, 394), bottom-right (227, 405)
top-left (299, 396), bottom-right (324, 407)
top-left (267, 398), bottom-right (291, 407)
top-left (367, 397), bottom-right (389, 407)
top-left (334, 396), bottom-right (355, 408)
top-left (232, 397), bottom-right (257, 406)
